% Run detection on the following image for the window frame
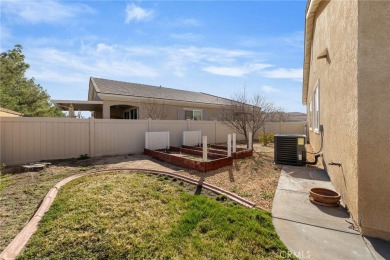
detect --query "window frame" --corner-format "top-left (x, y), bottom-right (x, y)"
top-left (184, 109), bottom-right (202, 121)
top-left (124, 108), bottom-right (138, 120)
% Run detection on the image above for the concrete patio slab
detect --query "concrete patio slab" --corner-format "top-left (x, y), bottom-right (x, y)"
top-left (364, 237), bottom-right (390, 260)
top-left (277, 166), bottom-right (334, 192)
top-left (273, 189), bottom-right (357, 234)
top-left (273, 165), bottom-right (390, 260)
top-left (273, 218), bottom-right (373, 260)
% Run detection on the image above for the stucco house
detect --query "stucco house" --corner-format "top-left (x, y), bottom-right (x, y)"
top-left (303, 0), bottom-right (390, 240)
top-left (0, 107), bottom-right (23, 117)
top-left (53, 77), bottom-right (231, 120)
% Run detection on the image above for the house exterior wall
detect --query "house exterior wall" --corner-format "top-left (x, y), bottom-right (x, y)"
top-left (99, 100), bottom-right (221, 120)
top-left (306, 0), bottom-right (390, 240)
top-left (0, 111), bottom-right (21, 117)
top-left (357, 0), bottom-right (390, 240)
top-left (0, 108), bottom-right (22, 117)
top-left (307, 0), bottom-right (360, 226)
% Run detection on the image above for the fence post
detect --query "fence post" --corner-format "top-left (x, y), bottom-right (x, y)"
top-left (232, 133), bottom-right (236, 153)
top-left (148, 118), bottom-right (152, 132)
top-left (279, 121), bottom-right (282, 134)
top-left (203, 136), bottom-right (208, 162)
top-left (89, 117), bottom-right (95, 157)
top-left (227, 134), bottom-right (232, 157)
top-left (248, 132), bottom-right (252, 150)
top-left (214, 120), bottom-right (217, 144)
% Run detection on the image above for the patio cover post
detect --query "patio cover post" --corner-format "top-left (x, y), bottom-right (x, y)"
top-left (89, 118), bottom-right (95, 157)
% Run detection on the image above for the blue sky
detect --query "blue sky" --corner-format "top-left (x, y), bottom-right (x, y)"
top-left (1, 0), bottom-right (307, 112)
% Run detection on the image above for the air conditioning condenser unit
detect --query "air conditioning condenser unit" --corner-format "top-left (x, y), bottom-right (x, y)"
top-left (274, 134), bottom-right (306, 166)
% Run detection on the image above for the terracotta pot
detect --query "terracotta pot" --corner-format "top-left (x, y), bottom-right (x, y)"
top-left (310, 188), bottom-right (341, 204)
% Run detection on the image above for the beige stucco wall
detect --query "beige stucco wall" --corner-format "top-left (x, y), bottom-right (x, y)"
top-left (357, 0), bottom-right (390, 240)
top-left (307, 0), bottom-right (390, 240)
top-left (99, 100), bottom-right (221, 120)
top-left (307, 0), bottom-right (360, 225)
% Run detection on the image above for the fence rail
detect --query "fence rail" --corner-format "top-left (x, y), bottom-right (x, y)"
top-left (0, 118), bottom-right (306, 165)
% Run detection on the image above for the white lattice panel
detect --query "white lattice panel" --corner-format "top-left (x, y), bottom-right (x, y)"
top-left (183, 131), bottom-right (202, 146)
top-left (145, 132), bottom-right (170, 150)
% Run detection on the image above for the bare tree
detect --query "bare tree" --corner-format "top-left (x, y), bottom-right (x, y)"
top-left (219, 92), bottom-right (283, 149)
top-left (138, 99), bottom-right (168, 120)
top-left (271, 110), bottom-right (290, 122)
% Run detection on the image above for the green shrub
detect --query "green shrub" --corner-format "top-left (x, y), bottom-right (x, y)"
top-left (258, 133), bottom-right (274, 146)
top-left (267, 133), bottom-right (275, 144)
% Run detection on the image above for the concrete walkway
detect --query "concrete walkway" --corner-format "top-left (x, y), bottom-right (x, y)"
top-left (272, 165), bottom-right (390, 260)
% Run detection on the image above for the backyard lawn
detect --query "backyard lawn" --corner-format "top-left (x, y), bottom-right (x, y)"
top-left (17, 172), bottom-right (292, 259)
top-left (1, 142), bottom-right (283, 257)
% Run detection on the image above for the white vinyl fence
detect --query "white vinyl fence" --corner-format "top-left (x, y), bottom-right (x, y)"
top-left (145, 132), bottom-right (170, 150)
top-left (183, 131), bottom-right (202, 146)
top-left (0, 117), bottom-right (306, 165)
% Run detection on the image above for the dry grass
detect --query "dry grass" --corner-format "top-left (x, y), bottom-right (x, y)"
top-left (0, 141), bottom-right (280, 252)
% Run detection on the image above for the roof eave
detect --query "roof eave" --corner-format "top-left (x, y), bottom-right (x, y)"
top-left (97, 93), bottom-right (230, 108)
top-left (88, 77), bottom-right (100, 101)
top-left (302, 0), bottom-right (323, 105)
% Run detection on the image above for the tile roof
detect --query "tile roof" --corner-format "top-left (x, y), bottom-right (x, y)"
top-left (91, 77), bottom-right (231, 106)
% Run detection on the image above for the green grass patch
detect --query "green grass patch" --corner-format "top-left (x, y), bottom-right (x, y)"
top-left (0, 174), bottom-right (12, 192)
top-left (18, 172), bottom-right (293, 259)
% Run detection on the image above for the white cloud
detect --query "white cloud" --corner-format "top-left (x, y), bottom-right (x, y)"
top-left (125, 3), bottom-right (154, 23)
top-left (261, 85), bottom-right (280, 93)
top-left (96, 43), bottom-right (115, 53)
top-left (2, 0), bottom-right (94, 24)
top-left (163, 18), bottom-right (202, 28)
top-left (261, 68), bottom-right (303, 80)
top-left (202, 66), bottom-right (247, 77)
top-left (25, 45), bottom-right (160, 87)
top-left (280, 31), bottom-right (304, 49)
top-left (203, 63), bottom-right (272, 77)
top-left (0, 25), bottom-right (12, 44)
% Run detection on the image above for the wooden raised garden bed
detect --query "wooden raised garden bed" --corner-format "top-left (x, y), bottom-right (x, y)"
top-left (144, 146), bottom-right (233, 172)
top-left (182, 144), bottom-right (253, 159)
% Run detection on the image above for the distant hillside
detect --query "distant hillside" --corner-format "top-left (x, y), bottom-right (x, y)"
top-left (285, 112), bottom-right (307, 122)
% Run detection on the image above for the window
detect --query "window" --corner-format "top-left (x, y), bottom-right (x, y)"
top-left (124, 108), bottom-right (138, 119)
top-left (184, 109), bottom-right (202, 120)
top-left (313, 82), bottom-right (320, 132)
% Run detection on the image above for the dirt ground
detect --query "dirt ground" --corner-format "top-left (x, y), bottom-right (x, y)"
top-left (0, 141), bottom-right (280, 251)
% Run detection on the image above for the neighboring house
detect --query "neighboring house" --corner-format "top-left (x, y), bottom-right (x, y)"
top-left (53, 77), bottom-right (232, 120)
top-left (303, 0), bottom-right (390, 240)
top-left (0, 107), bottom-right (23, 117)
